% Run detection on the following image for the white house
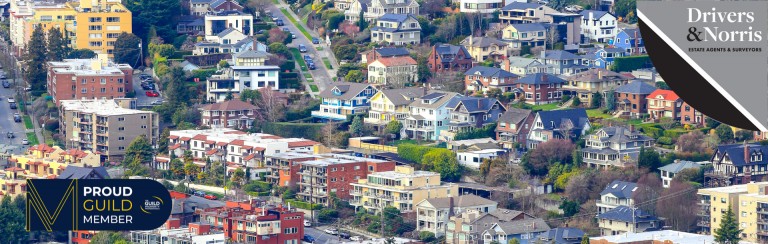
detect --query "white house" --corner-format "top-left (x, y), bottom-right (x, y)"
top-left (206, 48), bottom-right (278, 102)
top-left (415, 195), bottom-right (498, 237)
top-left (404, 92), bottom-right (462, 141)
top-left (658, 161), bottom-right (705, 188)
top-left (579, 10), bottom-right (617, 43)
top-left (204, 10), bottom-right (253, 37)
top-left (456, 149), bottom-right (507, 169)
top-left (596, 180), bottom-right (636, 214)
top-left (460, 0), bottom-right (504, 14)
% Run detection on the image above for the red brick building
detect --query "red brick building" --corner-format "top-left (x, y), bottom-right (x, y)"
top-left (513, 73), bottom-right (565, 105)
top-left (47, 58), bottom-right (133, 105)
top-left (264, 152), bottom-right (318, 187)
top-left (613, 80), bottom-right (657, 117)
top-left (297, 154), bottom-right (396, 206)
top-left (680, 101), bottom-right (706, 127)
top-left (428, 44), bottom-right (473, 73)
top-left (200, 203), bottom-right (304, 244)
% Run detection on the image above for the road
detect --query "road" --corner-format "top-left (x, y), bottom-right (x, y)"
top-left (0, 76), bottom-right (27, 156)
top-left (306, 226), bottom-right (346, 244)
top-left (266, 3), bottom-right (337, 95)
top-left (132, 69), bottom-right (164, 107)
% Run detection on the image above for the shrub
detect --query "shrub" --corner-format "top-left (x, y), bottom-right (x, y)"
top-left (611, 55), bottom-right (652, 72)
top-left (261, 122), bottom-right (324, 142)
top-left (397, 144), bottom-right (433, 164)
top-left (454, 124), bottom-right (496, 140)
top-left (285, 199), bottom-right (322, 210)
top-left (657, 136), bottom-right (673, 145)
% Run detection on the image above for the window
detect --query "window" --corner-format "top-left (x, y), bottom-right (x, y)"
top-left (89, 33), bottom-right (102, 39)
top-left (100, 88), bottom-right (106, 93)
top-left (89, 17), bottom-right (102, 22)
top-left (107, 33), bottom-right (119, 38)
top-left (89, 41), bottom-right (102, 47)
top-left (106, 17), bottom-right (120, 22)
top-left (107, 41), bottom-right (116, 46)
top-left (118, 127), bottom-right (125, 131)
top-left (118, 146), bottom-right (125, 150)
top-left (284, 227), bottom-right (298, 234)
top-left (81, 88), bottom-right (87, 94)
top-left (88, 25), bottom-right (102, 31)
top-left (118, 137), bottom-right (125, 141)
top-left (100, 78), bottom-right (106, 84)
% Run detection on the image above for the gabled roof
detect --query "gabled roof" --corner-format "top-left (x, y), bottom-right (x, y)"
top-left (714, 143), bottom-right (768, 166)
top-left (658, 160), bottom-right (702, 174)
top-left (216, 28), bottom-right (240, 38)
top-left (568, 68), bottom-right (626, 83)
top-left (598, 126), bottom-right (654, 143)
top-left (620, 28), bottom-right (641, 39)
top-left (380, 87), bottom-right (427, 106)
top-left (600, 180), bottom-right (637, 198)
top-left (373, 56), bottom-right (417, 66)
top-left (411, 92), bottom-right (461, 109)
top-left (580, 10), bottom-right (611, 20)
top-left (465, 66), bottom-right (518, 79)
top-left (318, 82), bottom-right (376, 100)
top-left (535, 228), bottom-right (585, 244)
top-left (501, 2), bottom-right (542, 11)
top-left (461, 36), bottom-right (507, 48)
top-left (615, 80), bottom-right (657, 94)
top-left (201, 100), bottom-right (258, 111)
top-left (536, 108), bottom-right (589, 130)
top-left (543, 50), bottom-right (581, 60)
top-left (447, 97), bottom-right (503, 113)
top-left (597, 205), bottom-right (659, 223)
top-left (374, 47), bottom-right (411, 57)
top-left (499, 108), bottom-right (532, 125)
top-left (191, 0), bottom-right (213, 4)
top-left (235, 50), bottom-right (270, 59)
top-left (57, 166), bottom-right (110, 179)
top-left (374, 0), bottom-right (418, 8)
top-left (506, 56), bottom-right (540, 67)
top-left (510, 23), bottom-right (546, 32)
top-left (516, 73), bottom-right (566, 85)
top-left (422, 195), bottom-right (497, 209)
top-left (434, 44), bottom-right (469, 56)
top-left (495, 218), bottom-right (551, 235)
top-left (647, 89), bottom-right (680, 101)
top-left (485, 208), bottom-right (531, 222)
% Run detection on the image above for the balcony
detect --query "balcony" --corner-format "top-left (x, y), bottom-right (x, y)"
top-left (697, 211), bottom-right (710, 217)
top-left (697, 201), bottom-right (711, 207)
top-left (405, 124), bottom-right (435, 131)
top-left (350, 190), bottom-right (362, 196)
top-left (349, 199), bottom-right (361, 205)
top-left (395, 196), bottom-right (412, 202)
top-left (759, 208), bottom-right (768, 215)
top-left (759, 231), bottom-right (768, 236)
top-left (297, 191), bottom-right (327, 197)
top-left (759, 219), bottom-right (768, 225)
top-left (697, 221), bottom-right (710, 227)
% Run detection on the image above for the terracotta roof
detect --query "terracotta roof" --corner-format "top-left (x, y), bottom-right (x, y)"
top-left (180, 137), bottom-right (192, 141)
top-left (224, 130), bottom-right (247, 135)
top-left (169, 135), bottom-right (180, 139)
top-left (59, 165), bottom-right (66, 169)
top-left (243, 154), bottom-right (257, 161)
top-left (156, 158), bottom-right (170, 163)
top-left (6, 167), bottom-right (24, 172)
top-left (8, 158), bottom-right (17, 163)
top-left (192, 134), bottom-right (208, 141)
top-left (30, 144), bottom-right (56, 153)
top-left (647, 89), bottom-right (680, 101)
top-left (201, 100), bottom-right (258, 111)
top-left (205, 149), bottom-right (219, 156)
top-left (261, 135), bottom-right (283, 139)
top-left (63, 149), bottom-right (89, 158)
top-left (230, 139), bottom-right (245, 146)
top-left (169, 144), bottom-right (182, 150)
top-left (204, 140), bottom-right (216, 145)
top-left (216, 142), bottom-right (229, 146)
top-left (28, 161), bottom-right (42, 165)
top-left (255, 147), bottom-right (266, 151)
top-left (288, 141), bottom-right (319, 147)
top-left (242, 145), bottom-right (253, 150)
top-left (374, 56), bottom-right (417, 66)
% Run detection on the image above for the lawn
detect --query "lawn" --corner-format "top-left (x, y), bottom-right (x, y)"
top-left (279, 8), bottom-right (313, 40)
top-left (22, 115), bottom-right (33, 130)
top-left (530, 103), bottom-right (559, 111)
top-left (586, 109), bottom-right (612, 118)
top-left (322, 57), bottom-right (333, 70)
top-left (392, 139), bottom-right (434, 146)
top-left (26, 132), bottom-right (39, 145)
top-left (316, 46), bottom-right (324, 51)
top-left (309, 84), bottom-right (319, 92)
top-left (272, 0), bottom-right (278, 4)
top-left (289, 48), bottom-right (309, 72)
top-left (306, 78), bottom-right (314, 83)
top-left (303, 73), bottom-right (312, 79)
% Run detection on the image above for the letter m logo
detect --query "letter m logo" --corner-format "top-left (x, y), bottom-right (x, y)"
top-left (26, 179), bottom-right (78, 232)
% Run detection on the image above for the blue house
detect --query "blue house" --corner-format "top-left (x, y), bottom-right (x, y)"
top-left (614, 28), bottom-right (645, 55)
top-left (533, 228), bottom-right (585, 244)
top-left (482, 218), bottom-right (551, 244)
top-left (311, 82), bottom-right (378, 121)
top-left (581, 47), bottom-right (626, 69)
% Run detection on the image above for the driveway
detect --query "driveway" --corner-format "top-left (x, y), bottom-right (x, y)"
top-left (132, 69), bottom-right (164, 107)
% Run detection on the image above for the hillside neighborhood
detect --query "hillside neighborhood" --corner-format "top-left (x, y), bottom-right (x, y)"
top-left (0, 0), bottom-right (764, 243)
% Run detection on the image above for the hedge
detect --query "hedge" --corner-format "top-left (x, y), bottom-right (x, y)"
top-left (286, 199), bottom-right (323, 210)
top-left (611, 55), bottom-right (652, 72)
top-left (638, 124), bottom-right (664, 139)
top-left (663, 129), bottom-right (688, 140)
top-left (657, 136), bottom-right (673, 145)
top-left (397, 144), bottom-right (452, 165)
top-left (454, 124), bottom-right (497, 141)
top-left (191, 69), bottom-right (217, 81)
top-left (280, 60), bottom-right (296, 71)
top-left (261, 122), bottom-right (323, 141)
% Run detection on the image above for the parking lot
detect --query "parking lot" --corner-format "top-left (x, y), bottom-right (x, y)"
top-left (132, 69), bottom-right (164, 107)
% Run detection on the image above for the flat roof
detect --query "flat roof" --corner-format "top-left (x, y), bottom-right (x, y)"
top-left (60, 99), bottom-right (151, 116)
top-left (369, 170), bottom-right (439, 179)
top-left (698, 184), bottom-right (749, 194)
top-left (49, 59), bottom-right (131, 76)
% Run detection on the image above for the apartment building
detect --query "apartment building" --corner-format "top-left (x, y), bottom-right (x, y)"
top-left (459, 0), bottom-right (504, 14)
top-left (350, 166), bottom-right (459, 212)
top-left (10, 0), bottom-right (74, 56)
top-left (582, 126), bottom-right (654, 169)
top-left (312, 82), bottom-right (378, 122)
top-left (345, 0), bottom-right (419, 22)
top-left (415, 195), bottom-right (498, 237)
top-left (199, 204), bottom-right (304, 244)
top-left (265, 152), bottom-right (318, 188)
top-left (580, 10), bottom-right (617, 43)
top-left (130, 221), bottom-right (226, 244)
top-left (3, 144), bottom-right (101, 196)
top-left (47, 56), bottom-right (134, 105)
top-left (200, 99), bottom-right (259, 129)
top-left (59, 98), bottom-right (158, 161)
top-left (297, 154), bottom-right (396, 206)
top-left (499, 2), bottom-right (556, 24)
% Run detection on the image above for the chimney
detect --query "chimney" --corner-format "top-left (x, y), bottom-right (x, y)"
top-left (502, 59), bottom-right (510, 71)
top-left (589, 12), bottom-right (594, 22)
top-left (449, 197), bottom-right (455, 216)
top-left (598, 70), bottom-right (603, 80)
top-left (744, 141), bottom-right (752, 183)
top-left (745, 141), bottom-right (750, 164)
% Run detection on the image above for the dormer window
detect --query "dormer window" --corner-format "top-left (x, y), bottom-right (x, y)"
top-left (751, 152), bottom-right (763, 162)
top-left (423, 99), bottom-right (430, 104)
top-left (550, 121), bottom-right (554, 127)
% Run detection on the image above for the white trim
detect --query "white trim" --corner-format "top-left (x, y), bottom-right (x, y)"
top-left (637, 10), bottom-right (768, 132)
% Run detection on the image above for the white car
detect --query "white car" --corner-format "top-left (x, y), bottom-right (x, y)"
top-left (350, 236), bottom-right (363, 241)
top-left (324, 228), bottom-right (338, 235)
top-left (304, 220), bottom-right (311, 227)
top-left (21, 139), bottom-right (28, 145)
top-left (7, 97), bottom-right (14, 103)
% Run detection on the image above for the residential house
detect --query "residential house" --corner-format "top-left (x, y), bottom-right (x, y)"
top-left (658, 161), bottom-right (703, 188)
top-left (482, 218), bottom-right (551, 244)
top-left (546, 12), bottom-right (583, 45)
top-left (428, 44), bottom-right (474, 73)
top-left (708, 143), bottom-right (768, 186)
top-left (345, 0), bottom-right (419, 22)
top-left (193, 31), bottom-right (255, 55)
top-left (365, 87), bottom-right (427, 130)
top-left (311, 82), bottom-right (378, 121)
top-left (646, 89), bottom-right (682, 121)
top-left (456, 149), bottom-right (507, 169)
top-left (580, 10), bottom-right (617, 43)
top-left (464, 66), bottom-right (519, 94)
top-left (197, 204), bottom-right (304, 243)
top-left (562, 68), bottom-right (630, 105)
top-left (204, 10), bottom-right (253, 37)
top-left (614, 28), bottom-right (645, 55)
top-left (204, 27), bottom-right (246, 44)
top-left (297, 154), bottom-right (396, 206)
top-left (368, 56), bottom-right (419, 86)
top-left (189, 0), bottom-right (244, 16)
top-left (404, 92), bottom-right (462, 141)
top-left (448, 138), bottom-right (499, 152)
top-left (696, 182), bottom-right (768, 242)
top-left (199, 99), bottom-right (259, 129)
top-left (755, 131), bottom-right (768, 141)
top-left (57, 166), bottom-right (110, 179)
top-left (614, 80), bottom-right (657, 117)
top-left (501, 23), bottom-right (547, 50)
top-left (514, 73), bottom-right (566, 105)
top-left (206, 50), bottom-right (280, 102)
top-left (460, 36), bottom-right (509, 62)
top-left (361, 47), bottom-right (411, 64)
top-left (415, 195), bottom-right (498, 237)
top-left (177, 16), bottom-right (205, 35)
top-left (526, 108), bottom-right (590, 149)
top-left (581, 47), bottom-right (626, 69)
top-left (538, 50), bottom-right (588, 75)
top-left (446, 208), bottom-right (534, 244)
top-left (596, 180), bottom-right (636, 214)
top-left (496, 108), bottom-right (533, 149)
top-left (370, 14), bottom-right (421, 45)
top-left (501, 57), bottom-right (545, 76)
top-left (597, 206), bottom-right (661, 235)
top-left (583, 126), bottom-right (654, 169)
top-left (350, 165), bottom-right (459, 212)
top-left (533, 228), bottom-right (585, 244)
top-left (190, 0), bottom-right (214, 16)
top-left (590, 230), bottom-right (722, 244)
top-left (680, 101), bottom-right (706, 127)
top-left (442, 97), bottom-right (507, 141)
top-left (460, 0), bottom-right (504, 14)
top-left (335, 0), bottom-right (355, 11)
top-left (499, 2), bottom-right (557, 24)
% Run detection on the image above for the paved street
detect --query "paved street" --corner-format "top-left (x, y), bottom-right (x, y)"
top-left (132, 69), bottom-right (164, 107)
top-left (0, 75), bottom-right (29, 159)
top-left (305, 226), bottom-right (345, 244)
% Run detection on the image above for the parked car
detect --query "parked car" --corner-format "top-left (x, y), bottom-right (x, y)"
top-left (282, 27), bottom-right (290, 32)
top-left (291, 33), bottom-right (296, 39)
top-left (193, 191), bottom-right (205, 197)
top-left (350, 236), bottom-right (363, 242)
top-left (324, 228), bottom-right (338, 235)
top-left (304, 54), bottom-right (312, 60)
top-left (6, 132), bottom-right (13, 139)
top-left (303, 220), bottom-right (311, 227)
top-left (276, 19), bottom-right (284, 26)
top-left (9, 103), bottom-right (16, 109)
top-left (303, 234), bottom-right (315, 243)
top-left (308, 63), bottom-right (316, 70)
top-left (2, 81), bottom-right (9, 88)
top-left (150, 100), bottom-right (165, 105)
top-left (21, 139), bottom-right (28, 145)
top-left (204, 194), bottom-right (218, 200)
top-left (257, 29), bottom-right (265, 34)
top-left (298, 44), bottom-right (307, 53)
top-left (7, 97), bottom-right (14, 103)
top-left (145, 91), bottom-right (159, 97)
top-left (312, 37), bottom-right (320, 44)
top-left (13, 113), bottom-right (21, 123)
top-left (338, 232), bottom-right (350, 239)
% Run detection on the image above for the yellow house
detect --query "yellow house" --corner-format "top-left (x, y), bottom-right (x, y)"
top-left (460, 36), bottom-right (509, 62)
top-left (8, 144), bottom-right (100, 182)
top-left (364, 87), bottom-right (426, 130)
top-left (350, 165), bottom-right (459, 212)
top-left (697, 182), bottom-right (768, 243)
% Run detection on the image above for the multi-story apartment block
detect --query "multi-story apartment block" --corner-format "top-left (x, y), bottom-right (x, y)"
top-left (350, 166), bottom-right (459, 212)
top-left (583, 126), bottom-right (654, 169)
top-left (580, 10), bottom-right (617, 43)
top-left (526, 108), bottom-right (590, 149)
top-left (370, 14), bottom-right (421, 45)
top-left (646, 89), bottom-right (682, 121)
top-left (367, 56), bottom-right (419, 86)
top-left (10, 0), bottom-right (74, 56)
top-left (596, 180), bottom-right (636, 214)
top-left (698, 182), bottom-right (768, 242)
top-left (297, 154), bottom-right (396, 205)
top-left (198, 204), bottom-right (304, 244)
top-left (460, 36), bottom-right (509, 62)
top-left (443, 97), bottom-right (507, 141)
top-left (499, 2), bottom-right (556, 24)
top-left (707, 143), bottom-right (768, 187)
top-left (404, 92), bottom-right (462, 141)
top-left (464, 66), bottom-right (519, 94)
top-left (514, 73), bottom-right (566, 105)
top-left (427, 44), bottom-right (474, 73)
top-left (200, 99), bottom-right (259, 128)
top-left (265, 152), bottom-right (317, 187)
top-left (501, 23), bottom-right (547, 50)
top-left (680, 101), bottom-right (706, 127)
top-left (496, 108), bottom-right (533, 149)
top-left (312, 82), bottom-right (378, 122)
top-left (59, 98), bottom-right (158, 161)
top-left (415, 195), bottom-right (498, 237)
top-left (538, 50), bottom-right (588, 75)
top-left (130, 221), bottom-right (225, 244)
top-left (614, 80), bottom-right (657, 117)
top-left (47, 56), bottom-right (134, 105)
top-left (204, 10), bottom-right (253, 37)
top-left (365, 87), bottom-right (427, 130)
top-left (345, 0), bottom-right (419, 22)
top-left (597, 206), bottom-right (660, 236)
top-left (4, 144), bottom-right (101, 196)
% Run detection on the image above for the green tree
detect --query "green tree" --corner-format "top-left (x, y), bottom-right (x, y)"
top-left (418, 231), bottom-right (436, 242)
top-left (706, 117), bottom-right (721, 129)
top-left (0, 196), bottom-right (26, 243)
top-left (385, 120), bottom-right (403, 135)
top-left (123, 0), bottom-right (181, 43)
top-left (581, 234), bottom-right (589, 244)
top-left (123, 135), bottom-right (154, 165)
top-left (508, 239), bottom-right (520, 244)
top-left (422, 149), bottom-right (461, 182)
top-left (25, 24), bottom-right (47, 93)
top-left (345, 70), bottom-right (365, 82)
top-left (90, 232), bottom-right (128, 244)
top-left (184, 162), bottom-right (200, 181)
top-left (571, 96), bottom-right (581, 107)
top-left (68, 49), bottom-right (97, 59)
top-left (46, 27), bottom-right (69, 61)
top-left (157, 128), bottom-right (171, 152)
top-left (417, 55), bottom-right (432, 82)
top-left (148, 43), bottom-right (176, 58)
top-left (170, 158), bottom-right (185, 180)
top-left (614, 0), bottom-right (637, 23)
top-left (358, 11), bottom-right (367, 29)
top-left (125, 156), bottom-right (149, 176)
top-left (165, 66), bottom-right (191, 106)
top-left (637, 146), bottom-right (661, 170)
top-left (714, 206), bottom-right (742, 244)
top-left (326, 12), bottom-right (345, 30)
top-left (572, 148), bottom-right (583, 167)
top-left (349, 115), bottom-right (364, 136)
top-left (590, 92), bottom-right (602, 108)
top-left (559, 199), bottom-right (580, 217)
top-left (605, 91), bottom-right (616, 111)
top-left (715, 124), bottom-right (734, 143)
top-left (240, 89), bottom-right (262, 103)
top-left (230, 168), bottom-right (246, 189)
top-left (114, 32), bottom-right (141, 66)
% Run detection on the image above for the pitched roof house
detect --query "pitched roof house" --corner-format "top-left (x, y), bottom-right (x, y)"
top-left (598, 206), bottom-right (661, 236)
top-left (361, 47), bottom-right (411, 64)
top-left (370, 14), bottom-right (422, 45)
top-left (710, 143), bottom-right (768, 186)
top-left (538, 50), bottom-right (589, 75)
top-left (345, 0), bottom-right (419, 22)
top-left (482, 218), bottom-right (551, 243)
top-left (496, 108), bottom-right (534, 149)
top-left (312, 82), bottom-right (378, 121)
top-left (415, 195), bottom-right (498, 237)
top-left (614, 80), bottom-right (657, 117)
top-left (367, 56), bottom-right (419, 86)
top-left (583, 126), bottom-right (654, 169)
top-left (464, 66), bottom-right (519, 94)
top-left (460, 36), bottom-right (509, 62)
top-left (501, 56), bottom-right (545, 76)
top-left (200, 100), bottom-right (260, 129)
top-left (658, 161), bottom-right (703, 188)
top-left (597, 180), bottom-right (637, 214)
top-left (526, 108), bottom-right (590, 149)
top-left (365, 87), bottom-right (427, 127)
top-left (428, 44), bottom-right (473, 73)
top-left (442, 97), bottom-right (507, 141)
top-left (514, 73), bottom-right (566, 105)
top-left (646, 89), bottom-right (682, 121)
top-left (563, 68), bottom-right (630, 104)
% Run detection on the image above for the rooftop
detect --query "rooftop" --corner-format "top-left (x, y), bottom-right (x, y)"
top-left (60, 99), bottom-right (151, 116)
top-left (590, 230), bottom-right (717, 244)
top-left (49, 58), bottom-right (132, 76)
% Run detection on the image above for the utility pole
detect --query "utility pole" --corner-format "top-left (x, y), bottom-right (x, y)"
top-left (380, 202), bottom-right (385, 240)
top-left (310, 166), bottom-right (315, 225)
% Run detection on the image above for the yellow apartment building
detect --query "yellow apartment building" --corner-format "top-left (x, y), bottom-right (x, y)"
top-left (350, 165), bottom-right (459, 213)
top-left (697, 182), bottom-right (768, 243)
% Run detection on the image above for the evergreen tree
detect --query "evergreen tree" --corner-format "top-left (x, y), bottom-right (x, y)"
top-left (24, 24), bottom-right (47, 93)
top-left (113, 32), bottom-right (141, 66)
top-left (123, 135), bottom-right (154, 165)
top-left (46, 27), bottom-right (69, 61)
top-left (571, 96), bottom-right (581, 107)
top-left (357, 12), bottom-right (367, 29)
top-left (714, 206), bottom-right (742, 244)
top-left (590, 92), bottom-right (602, 108)
top-left (122, 0), bottom-right (181, 43)
top-left (349, 115), bottom-right (364, 136)
top-left (580, 234), bottom-right (589, 244)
